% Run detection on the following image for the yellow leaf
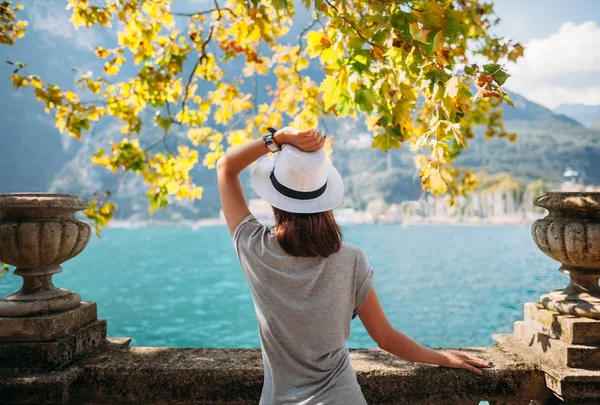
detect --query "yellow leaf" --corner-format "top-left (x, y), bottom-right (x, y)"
top-left (105, 64), bottom-right (119, 75)
top-left (320, 76), bottom-right (341, 110)
top-left (306, 31), bottom-right (330, 58)
top-left (321, 47), bottom-right (338, 65)
top-left (409, 23), bottom-right (430, 44)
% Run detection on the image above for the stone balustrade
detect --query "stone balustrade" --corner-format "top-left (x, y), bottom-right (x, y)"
top-left (1, 342), bottom-right (552, 404)
top-left (1, 192), bottom-right (600, 404)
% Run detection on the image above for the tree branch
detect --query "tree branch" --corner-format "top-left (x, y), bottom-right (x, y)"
top-left (171, 4), bottom-right (237, 19)
top-left (293, 18), bottom-right (318, 74)
top-left (145, 128), bottom-right (173, 155)
top-left (181, 25), bottom-right (215, 113)
top-left (323, 0), bottom-right (383, 50)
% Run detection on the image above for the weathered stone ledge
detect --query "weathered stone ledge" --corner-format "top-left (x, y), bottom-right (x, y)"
top-left (0, 339), bottom-right (552, 405)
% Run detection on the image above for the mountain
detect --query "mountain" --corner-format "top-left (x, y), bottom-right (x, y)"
top-left (554, 104), bottom-right (600, 128)
top-left (328, 97), bottom-right (600, 211)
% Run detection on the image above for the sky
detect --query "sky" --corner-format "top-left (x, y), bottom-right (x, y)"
top-left (17, 0), bottom-right (600, 110)
top-left (492, 0), bottom-right (600, 108)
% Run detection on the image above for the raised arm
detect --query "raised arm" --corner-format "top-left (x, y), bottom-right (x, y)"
top-left (217, 127), bottom-right (325, 235)
top-left (358, 287), bottom-right (491, 374)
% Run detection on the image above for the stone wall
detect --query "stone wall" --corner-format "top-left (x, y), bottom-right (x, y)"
top-left (1, 339), bottom-right (553, 405)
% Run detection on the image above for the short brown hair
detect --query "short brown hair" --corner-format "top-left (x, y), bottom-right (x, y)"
top-left (272, 207), bottom-right (343, 257)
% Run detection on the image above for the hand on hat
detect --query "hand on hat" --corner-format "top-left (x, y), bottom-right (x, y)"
top-left (274, 127), bottom-right (325, 152)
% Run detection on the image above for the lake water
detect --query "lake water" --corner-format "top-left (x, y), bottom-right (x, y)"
top-left (0, 224), bottom-right (563, 349)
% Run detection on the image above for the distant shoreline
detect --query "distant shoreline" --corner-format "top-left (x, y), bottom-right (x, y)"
top-left (105, 216), bottom-right (539, 229)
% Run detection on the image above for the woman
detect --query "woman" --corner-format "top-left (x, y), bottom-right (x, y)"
top-left (217, 126), bottom-right (490, 405)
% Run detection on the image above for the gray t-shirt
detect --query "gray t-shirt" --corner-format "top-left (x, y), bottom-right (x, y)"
top-left (233, 215), bottom-right (374, 405)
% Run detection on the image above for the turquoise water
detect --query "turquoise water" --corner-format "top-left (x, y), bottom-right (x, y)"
top-left (0, 224), bottom-right (563, 349)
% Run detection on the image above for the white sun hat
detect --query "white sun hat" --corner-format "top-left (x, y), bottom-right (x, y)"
top-left (252, 144), bottom-right (344, 214)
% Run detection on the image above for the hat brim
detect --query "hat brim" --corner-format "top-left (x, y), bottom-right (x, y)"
top-left (252, 155), bottom-right (344, 214)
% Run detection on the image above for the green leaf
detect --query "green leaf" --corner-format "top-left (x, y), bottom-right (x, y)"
top-left (372, 133), bottom-right (401, 152)
top-left (336, 95), bottom-right (353, 116)
top-left (355, 86), bottom-right (375, 113)
top-left (422, 1), bottom-right (448, 31)
top-left (492, 70), bottom-right (510, 86)
top-left (483, 63), bottom-right (502, 74)
top-left (156, 114), bottom-right (172, 132)
top-left (464, 64), bottom-right (476, 75)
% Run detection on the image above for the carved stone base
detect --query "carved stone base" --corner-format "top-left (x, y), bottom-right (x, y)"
top-left (0, 318), bottom-right (107, 371)
top-left (0, 302), bottom-right (97, 342)
top-left (0, 266), bottom-right (81, 317)
top-left (541, 289), bottom-right (600, 320)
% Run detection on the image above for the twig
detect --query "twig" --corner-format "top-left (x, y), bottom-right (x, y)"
top-left (80, 100), bottom-right (107, 106)
top-left (145, 128), bottom-right (173, 155)
top-left (171, 3), bottom-right (237, 19)
top-left (162, 129), bottom-right (174, 155)
top-left (181, 25), bottom-right (215, 113)
top-left (316, 17), bottom-right (328, 32)
top-left (294, 18), bottom-right (318, 74)
top-left (252, 41), bottom-right (261, 114)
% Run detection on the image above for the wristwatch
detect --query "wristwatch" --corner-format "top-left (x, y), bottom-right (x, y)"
top-left (263, 127), bottom-right (281, 153)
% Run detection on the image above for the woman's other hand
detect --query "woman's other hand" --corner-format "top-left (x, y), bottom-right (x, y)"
top-left (274, 127), bottom-right (325, 152)
top-left (439, 351), bottom-right (492, 375)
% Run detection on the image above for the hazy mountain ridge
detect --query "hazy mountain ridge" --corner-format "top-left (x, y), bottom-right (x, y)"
top-left (554, 104), bottom-right (600, 128)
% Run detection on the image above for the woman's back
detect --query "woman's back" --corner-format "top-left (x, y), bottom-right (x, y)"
top-left (234, 215), bottom-right (373, 405)
top-left (218, 128), bottom-right (490, 404)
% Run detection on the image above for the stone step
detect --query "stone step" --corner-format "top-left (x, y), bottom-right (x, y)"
top-left (523, 302), bottom-right (600, 345)
top-left (514, 321), bottom-right (600, 369)
top-left (0, 302), bottom-right (98, 342)
top-left (106, 337), bottom-right (132, 348)
top-left (0, 319), bottom-right (107, 371)
top-left (495, 333), bottom-right (600, 402)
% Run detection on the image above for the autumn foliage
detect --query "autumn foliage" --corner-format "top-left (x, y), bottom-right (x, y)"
top-left (2, 0), bottom-right (523, 232)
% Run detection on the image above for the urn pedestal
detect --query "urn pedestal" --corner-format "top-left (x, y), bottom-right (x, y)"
top-left (532, 192), bottom-right (600, 319)
top-left (0, 193), bottom-right (107, 371)
top-left (495, 192), bottom-right (600, 403)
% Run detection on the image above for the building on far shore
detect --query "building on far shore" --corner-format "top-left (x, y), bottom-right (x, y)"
top-left (218, 200), bottom-right (404, 226)
top-left (560, 167), bottom-right (600, 192)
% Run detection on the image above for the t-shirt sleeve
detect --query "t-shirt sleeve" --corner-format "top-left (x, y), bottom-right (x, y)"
top-left (232, 214), bottom-right (265, 259)
top-left (352, 249), bottom-right (374, 319)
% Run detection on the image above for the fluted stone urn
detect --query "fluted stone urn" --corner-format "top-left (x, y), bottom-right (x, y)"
top-left (0, 193), bottom-right (91, 317)
top-left (532, 191), bottom-right (600, 319)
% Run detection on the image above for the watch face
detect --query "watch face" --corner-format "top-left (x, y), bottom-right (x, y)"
top-left (264, 134), bottom-right (278, 152)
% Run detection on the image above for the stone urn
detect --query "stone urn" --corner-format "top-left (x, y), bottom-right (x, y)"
top-left (532, 191), bottom-right (600, 319)
top-left (0, 193), bottom-right (91, 317)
